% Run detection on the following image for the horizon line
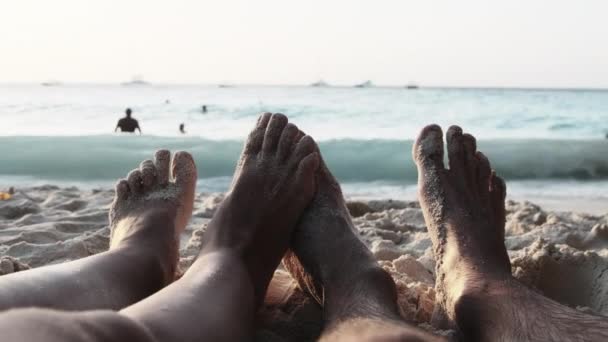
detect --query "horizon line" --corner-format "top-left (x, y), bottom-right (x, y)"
top-left (1, 81), bottom-right (608, 92)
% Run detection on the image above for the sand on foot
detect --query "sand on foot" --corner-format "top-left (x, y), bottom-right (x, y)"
top-left (0, 186), bottom-right (607, 340)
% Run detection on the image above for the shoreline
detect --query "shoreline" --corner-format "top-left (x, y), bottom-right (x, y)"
top-left (4, 178), bottom-right (607, 215)
top-left (1, 185), bottom-right (607, 339)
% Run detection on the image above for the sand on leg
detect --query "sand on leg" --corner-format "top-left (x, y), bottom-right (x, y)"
top-left (283, 154), bottom-right (444, 341)
top-left (0, 150), bottom-right (195, 311)
top-left (120, 113), bottom-right (320, 341)
top-left (413, 124), bottom-right (608, 341)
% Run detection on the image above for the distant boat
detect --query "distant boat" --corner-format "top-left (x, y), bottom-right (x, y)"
top-left (218, 84), bottom-right (235, 88)
top-left (406, 83), bottom-right (419, 89)
top-left (121, 75), bottom-right (150, 86)
top-left (41, 80), bottom-right (61, 87)
top-left (310, 80), bottom-right (329, 87)
top-left (354, 80), bottom-right (373, 88)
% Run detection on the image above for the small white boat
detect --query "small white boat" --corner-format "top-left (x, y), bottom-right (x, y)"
top-left (121, 75), bottom-right (150, 86)
top-left (41, 80), bottom-right (62, 87)
top-left (354, 80), bottom-right (374, 88)
top-left (310, 80), bottom-right (329, 87)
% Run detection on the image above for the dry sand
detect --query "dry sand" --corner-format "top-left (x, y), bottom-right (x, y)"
top-left (1, 186), bottom-right (607, 340)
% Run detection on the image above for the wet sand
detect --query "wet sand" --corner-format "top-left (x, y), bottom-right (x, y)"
top-left (1, 186), bottom-right (607, 340)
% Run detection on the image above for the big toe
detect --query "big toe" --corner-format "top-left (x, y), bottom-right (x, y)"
top-left (413, 124), bottom-right (445, 172)
top-left (172, 151), bottom-right (197, 198)
top-left (244, 112), bottom-right (272, 155)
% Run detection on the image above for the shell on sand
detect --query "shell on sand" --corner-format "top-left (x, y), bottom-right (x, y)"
top-left (1, 187), bottom-right (607, 340)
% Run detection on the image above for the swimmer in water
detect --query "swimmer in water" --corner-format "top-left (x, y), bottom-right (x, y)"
top-left (114, 108), bottom-right (141, 134)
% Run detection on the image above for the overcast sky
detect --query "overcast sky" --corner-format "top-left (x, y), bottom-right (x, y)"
top-left (1, 0), bottom-right (607, 88)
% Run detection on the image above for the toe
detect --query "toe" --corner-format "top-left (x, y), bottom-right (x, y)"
top-left (490, 172), bottom-right (507, 238)
top-left (277, 123), bottom-right (300, 161)
top-left (172, 151), bottom-right (197, 192)
top-left (412, 124), bottom-right (445, 171)
top-left (262, 113), bottom-right (289, 155)
top-left (294, 130), bottom-right (305, 143)
top-left (476, 152), bottom-right (492, 199)
top-left (127, 169), bottom-right (144, 194)
top-left (244, 112), bottom-right (272, 155)
top-left (155, 150), bottom-right (171, 186)
top-left (139, 159), bottom-right (157, 190)
top-left (296, 152), bottom-right (320, 196)
top-left (292, 135), bottom-right (317, 162)
top-left (490, 172), bottom-right (506, 204)
top-left (462, 133), bottom-right (478, 188)
top-left (114, 179), bottom-right (130, 200)
top-left (446, 125), bottom-right (465, 175)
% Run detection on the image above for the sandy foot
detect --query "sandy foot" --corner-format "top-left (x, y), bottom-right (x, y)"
top-left (109, 150), bottom-right (197, 283)
top-left (1, 186), bottom-right (606, 340)
top-left (200, 113), bottom-right (320, 306)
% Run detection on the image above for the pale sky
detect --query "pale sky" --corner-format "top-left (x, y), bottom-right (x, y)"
top-left (1, 0), bottom-right (607, 88)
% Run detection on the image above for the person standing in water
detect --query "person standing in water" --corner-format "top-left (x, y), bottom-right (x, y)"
top-left (202, 105), bottom-right (207, 114)
top-left (114, 108), bottom-right (141, 134)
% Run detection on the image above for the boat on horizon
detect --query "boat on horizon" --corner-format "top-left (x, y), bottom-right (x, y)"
top-left (41, 80), bottom-right (62, 87)
top-left (406, 83), bottom-right (419, 89)
top-left (310, 80), bottom-right (329, 87)
top-left (354, 80), bottom-right (374, 88)
top-left (121, 75), bottom-right (150, 86)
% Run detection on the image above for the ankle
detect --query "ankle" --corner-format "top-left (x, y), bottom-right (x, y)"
top-left (110, 210), bottom-right (175, 248)
top-left (112, 246), bottom-right (175, 289)
top-left (325, 265), bottom-right (401, 323)
top-left (111, 212), bottom-right (179, 285)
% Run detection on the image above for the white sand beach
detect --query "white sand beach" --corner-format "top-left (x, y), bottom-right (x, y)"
top-left (1, 186), bottom-right (607, 340)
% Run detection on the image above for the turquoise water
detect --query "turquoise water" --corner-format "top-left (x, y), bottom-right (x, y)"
top-left (1, 84), bottom-right (607, 204)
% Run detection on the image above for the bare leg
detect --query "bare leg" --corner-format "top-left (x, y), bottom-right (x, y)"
top-left (413, 124), bottom-right (608, 341)
top-left (0, 309), bottom-right (156, 342)
top-left (0, 150), bottom-right (195, 311)
top-left (120, 113), bottom-right (321, 341)
top-left (283, 155), bottom-right (444, 341)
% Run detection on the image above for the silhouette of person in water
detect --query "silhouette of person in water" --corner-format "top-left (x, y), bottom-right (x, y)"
top-left (202, 105), bottom-right (207, 114)
top-left (179, 123), bottom-right (186, 134)
top-left (114, 108), bottom-right (141, 134)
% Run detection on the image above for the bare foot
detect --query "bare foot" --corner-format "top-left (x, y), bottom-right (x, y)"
top-left (412, 125), bottom-right (511, 327)
top-left (284, 155), bottom-right (445, 341)
top-left (201, 113), bottom-right (320, 307)
top-left (283, 155), bottom-right (401, 321)
top-left (109, 150), bottom-right (197, 284)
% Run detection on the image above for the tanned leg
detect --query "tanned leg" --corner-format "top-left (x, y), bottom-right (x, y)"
top-left (413, 124), bottom-right (608, 341)
top-left (0, 149), bottom-right (198, 342)
top-left (0, 150), bottom-right (194, 311)
top-left (121, 113), bottom-right (320, 341)
top-left (283, 154), bottom-right (444, 341)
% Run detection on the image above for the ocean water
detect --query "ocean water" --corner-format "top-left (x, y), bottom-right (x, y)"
top-left (1, 84), bottom-right (607, 210)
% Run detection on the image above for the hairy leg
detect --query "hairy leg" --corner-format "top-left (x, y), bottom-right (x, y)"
top-left (121, 113), bottom-right (320, 341)
top-left (413, 124), bottom-right (608, 341)
top-left (0, 150), bottom-right (195, 311)
top-left (283, 154), bottom-right (444, 341)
